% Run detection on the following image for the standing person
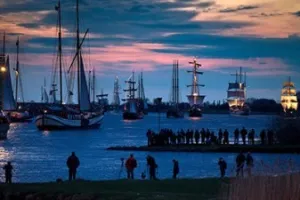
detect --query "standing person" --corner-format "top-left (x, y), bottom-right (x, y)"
top-left (125, 154), bottom-right (137, 179)
top-left (3, 162), bottom-right (13, 184)
top-left (218, 129), bottom-right (223, 145)
top-left (172, 159), bottom-right (179, 179)
top-left (147, 155), bottom-right (157, 180)
top-left (236, 152), bottom-right (246, 177)
top-left (223, 129), bottom-right (229, 144)
top-left (194, 130), bottom-right (200, 144)
top-left (241, 127), bottom-right (247, 145)
top-left (218, 158), bottom-right (227, 178)
top-left (66, 152), bottom-right (80, 181)
top-left (200, 128), bottom-right (205, 144)
top-left (260, 129), bottom-right (266, 145)
top-left (246, 152), bottom-right (254, 177)
top-left (234, 128), bottom-right (240, 144)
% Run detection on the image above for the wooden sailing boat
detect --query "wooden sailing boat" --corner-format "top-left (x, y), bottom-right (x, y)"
top-left (227, 67), bottom-right (250, 116)
top-left (122, 72), bottom-right (143, 120)
top-left (35, 0), bottom-right (103, 130)
top-left (167, 60), bottom-right (183, 118)
top-left (281, 76), bottom-right (298, 117)
top-left (186, 58), bottom-right (205, 117)
top-left (0, 33), bottom-right (10, 139)
top-left (3, 36), bottom-right (33, 122)
top-left (96, 89), bottom-right (108, 112)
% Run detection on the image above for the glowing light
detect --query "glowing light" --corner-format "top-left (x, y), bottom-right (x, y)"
top-left (1, 66), bottom-right (6, 72)
top-left (43, 110), bottom-right (48, 113)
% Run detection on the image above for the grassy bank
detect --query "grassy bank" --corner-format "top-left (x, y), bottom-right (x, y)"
top-left (107, 144), bottom-right (300, 153)
top-left (0, 178), bottom-right (226, 200)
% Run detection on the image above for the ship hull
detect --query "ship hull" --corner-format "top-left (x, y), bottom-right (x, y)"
top-left (123, 112), bottom-right (143, 120)
top-left (229, 108), bottom-right (250, 116)
top-left (189, 107), bottom-right (202, 118)
top-left (166, 109), bottom-right (184, 118)
top-left (35, 113), bottom-right (103, 130)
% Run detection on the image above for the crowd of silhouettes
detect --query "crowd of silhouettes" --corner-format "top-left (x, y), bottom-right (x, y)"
top-left (146, 128), bottom-right (276, 146)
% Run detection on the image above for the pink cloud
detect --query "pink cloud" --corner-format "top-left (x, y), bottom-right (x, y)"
top-left (11, 43), bottom-right (290, 78)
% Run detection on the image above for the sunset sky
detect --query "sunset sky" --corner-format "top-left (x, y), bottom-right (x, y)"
top-left (1, 0), bottom-right (300, 103)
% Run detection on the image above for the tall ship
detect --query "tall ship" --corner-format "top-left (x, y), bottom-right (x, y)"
top-left (137, 72), bottom-right (148, 115)
top-left (2, 36), bottom-right (32, 122)
top-left (0, 34), bottom-right (10, 139)
top-left (186, 58), bottom-right (205, 117)
top-left (122, 72), bottom-right (143, 120)
top-left (167, 60), bottom-right (183, 118)
top-left (227, 67), bottom-right (250, 115)
top-left (281, 77), bottom-right (298, 117)
top-left (96, 89), bottom-right (108, 112)
top-left (35, 0), bottom-right (103, 130)
top-left (112, 76), bottom-right (121, 112)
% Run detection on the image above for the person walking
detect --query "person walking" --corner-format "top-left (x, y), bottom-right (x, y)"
top-left (147, 155), bottom-right (158, 180)
top-left (236, 152), bottom-right (246, 177)
top-left (246, 152), bottom-right (254, 177)
top-left (172, 159), bottom-right (179, 179)
top-left (218, 158), bottom-right (227, 178)
top-left (125, 154), bottom-right (137, 179)
top-left (66, 152), bottom-right (80, 181)
top-left (3, 162), bottom-right (13, 184)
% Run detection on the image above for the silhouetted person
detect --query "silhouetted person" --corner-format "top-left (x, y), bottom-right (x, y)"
top-left (195, 130), bottom-right (200, 144)
top-left (223, 129), bottom-right (229, 144)
top-left (267, 129), bottom-right (274, 145)
top-left (234, 128), bottom-right (240, 144)
top-left (218, 158), bottom-right (227, 178)
top-left (67, 152), bottom-right (80, 181)
top-left (236, 152), bottom-right (246, 177)
top-left (3, 162), bottom-right (13, 184)
top-left (200, 128), bottom-right (205, 144)
top-left (246, 152), bottom-right (254, 177)
top-left (260, 129), bottom-right (266, 145)
top-left (125, 154), bottom-right (137, 179)
top-left (218, 129), bottom-right (223, 144)
top-left (146, 129), bottom-right (152, 146)
top-left (147, 155), bottom-right (157, 180)
top-left (248, 129), bottom-right (255, 145)
top-left (241, 127), bottom-right (247, 145)
top-left (172, 159), bottom-right (179, 179)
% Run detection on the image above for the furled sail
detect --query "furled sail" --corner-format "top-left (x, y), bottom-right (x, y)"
top-left (227, 90), bottom-right (245, 99)
top-left (228, 83), bottom-right (245, 90)
top-left (43, 87), bottom-right (49, 103)
top-left (79, 53), bottom-right (91, 111)
top-left (2, 56), bottom-right (17, 111)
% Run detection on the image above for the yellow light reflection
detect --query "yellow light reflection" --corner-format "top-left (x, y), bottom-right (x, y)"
top-left (0, 66), bottom-right (6, 72)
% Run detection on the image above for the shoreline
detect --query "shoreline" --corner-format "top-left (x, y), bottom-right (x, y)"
top-left (107, 144), bottom-right (300, 153)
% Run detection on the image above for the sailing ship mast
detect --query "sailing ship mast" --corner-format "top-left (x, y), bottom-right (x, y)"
top-left (15, 37), bottom-right (19, 106)
top-left (186, 58), bottom-right (205, 106)
top-left (76, 0), bottom-right (80, 108)
top-left (113, 76), bottom-right (120, 107)
top-left (57, 0), bottom-right (63, 105)
top-left (171, 60), bottom-right (180, 108)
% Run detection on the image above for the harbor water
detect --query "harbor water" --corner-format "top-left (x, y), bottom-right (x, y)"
top-left (0, 113), bottom-right (299, 182)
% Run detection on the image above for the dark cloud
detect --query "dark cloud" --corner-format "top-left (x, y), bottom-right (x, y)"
top-left (292, 11), bottom-right (300, 17)
top-left (250, 12), bottom-right (283, 18)
top-left (220, 5), bottom-right (259, 13)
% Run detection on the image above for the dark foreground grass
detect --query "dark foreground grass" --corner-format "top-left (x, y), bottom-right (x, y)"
top-left (0, 178), bottom-right (227, 200)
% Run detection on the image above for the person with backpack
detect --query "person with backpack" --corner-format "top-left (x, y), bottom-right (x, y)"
top-left (147, 155), bottom-right (158, 180)
top-left (125, 154), bottom-right (137, 179)
top-left (218, 158), bottom-right (227, 178)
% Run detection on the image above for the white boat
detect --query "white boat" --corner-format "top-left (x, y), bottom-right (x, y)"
top-left (227, 67), bottom-right (250, 116)
top-left (35, 0), bottom-right (103, 130)
top-left (281, 77), bottom-right (298, 117)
